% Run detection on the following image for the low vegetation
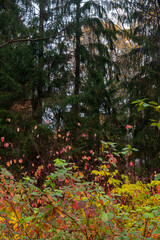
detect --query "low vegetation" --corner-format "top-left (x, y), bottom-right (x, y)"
top-left (0, 138), bottom-right (160, 240)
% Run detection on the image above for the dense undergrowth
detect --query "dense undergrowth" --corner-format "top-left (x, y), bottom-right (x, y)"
top-left (0, 157), bottom-right (160, 240)
top-left (0, 100), bottom-right (160, 239)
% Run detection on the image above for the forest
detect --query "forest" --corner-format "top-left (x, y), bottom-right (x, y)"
top-left (0, 0), bottom-right (160, 239)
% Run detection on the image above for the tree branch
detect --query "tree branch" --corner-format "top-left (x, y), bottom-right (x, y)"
top-left (0, 24), bottom-right (70, 49)
top-left (0, 35), bottom-right (57, 49)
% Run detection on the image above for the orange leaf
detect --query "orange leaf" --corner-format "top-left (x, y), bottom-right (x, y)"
top-left (6, 118), bottom-right (11, 122)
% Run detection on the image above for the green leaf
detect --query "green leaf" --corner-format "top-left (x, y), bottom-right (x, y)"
top-left (143, 213), bottom-right (154, 218)
top-left (151, 123), bottom-right (157, 127)
top-left (31, 192), bottom-right (39, 195)
top-left (0, 211), bottom-right (9, 214)
top-left (101, 141), bottom-right (108, 148)
top-left (33, 208), bottom-right (39, 214)
top-left (104, 229), bottom-right (111, 235)
top-left (149, 101), bottom-right (158, 105)
top-left (3, 170), bottom-right (12, 178)
top-left (113, 152), bottom-right (120, 156)
top-left (132, 148), bottom-right (139, 151)
top-left (12, 194), bottom-right (21, 202)
top-left (153, 229), bottom-right (160, 234)
top-left (155, 173), bottom-right (160, 181)
top-left (54, 232), bottom-right (63, 240)
top-left (127, 144), bottom-right (132, 149)
top-left (143, 103), bottom-right (150, 107)
top-left (130, 231), bottom-right (139, 235)
top-left (101, 212), bottom-right (114, 222)
top-left (132, 99), bottom-right (142, 104)
top-left (0, 224), bottom-right (7, 230)
top-left (23, 176), bottom-right (31, 181)
top-left (138, 103), bottom-right (145, 111)
top-left (111, 162), bottom-right (116, 167)
top-left (21, 216), bottom-right (34, 223)
top-left (136, 208), bottom-right (142, 212)
top-left (36, 212), bottom-right (46, 218)
top-left (144, 206), bottom-right (151, 211)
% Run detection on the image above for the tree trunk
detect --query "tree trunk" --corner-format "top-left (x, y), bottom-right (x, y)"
top-left (32, 0), bottom-right (44, 123)
top-left (72, 1), bottom-right (81, 161)
top-left (73, 1), bottom-right (81, 138)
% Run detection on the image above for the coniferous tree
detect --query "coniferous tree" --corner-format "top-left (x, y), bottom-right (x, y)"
top-left (116, 0), bottom-right (160, 176)
top-left (0, 0), bottom-right (34, 168)
top-left (0, 0), bottom-right (132, 176)
top-left (51, 0), bottom-right (121, 162)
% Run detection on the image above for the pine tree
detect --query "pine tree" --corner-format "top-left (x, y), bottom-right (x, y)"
top-left (0, 0), bottom-right (125, 175)
top-left (0, 0), bottom-right (33, 167)
top-left (53, 0), bottom-right (121, 162)
top-left (116, 0), bottom-right (160, 176)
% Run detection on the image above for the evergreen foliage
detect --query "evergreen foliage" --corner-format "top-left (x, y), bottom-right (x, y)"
top-left (115, 0), bottom-right (160, 176)
top-left (0, 0), bottom-right (159, 176)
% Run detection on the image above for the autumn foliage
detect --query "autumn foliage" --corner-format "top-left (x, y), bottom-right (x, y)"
top-left (0, 107), bottom-right (160, 239)
top-left (0, 140), bottom-right (160, 239)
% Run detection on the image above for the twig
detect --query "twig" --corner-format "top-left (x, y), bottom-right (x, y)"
top-left (3, 196), bottom-right (32, 240)
top-left (43, 195), bottom-right (89, 240)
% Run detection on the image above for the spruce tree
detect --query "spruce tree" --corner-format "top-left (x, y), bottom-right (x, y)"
top-left (116, 0), bottom-right (160, 176)
top-left (0, 0), bottom-right (33, 167)
top-left (53, 0), bottom-right (121, 163)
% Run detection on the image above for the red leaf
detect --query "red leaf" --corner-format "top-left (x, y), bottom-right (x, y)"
top-left (19, 159), bottom-right (23, 163)
top-left (109, 156), bottom-right (117, 164)
top-left (4, 143), bottom-right (9, 148)
top-left (130, 161), bottom-right (134, 167)
top-left (126, 125), bottom-right (133, 130)
top-left (72, 201), bottom-right (78, 211)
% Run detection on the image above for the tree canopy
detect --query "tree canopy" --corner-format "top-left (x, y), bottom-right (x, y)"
top-left (0, 0), bottom-right (160, 179)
